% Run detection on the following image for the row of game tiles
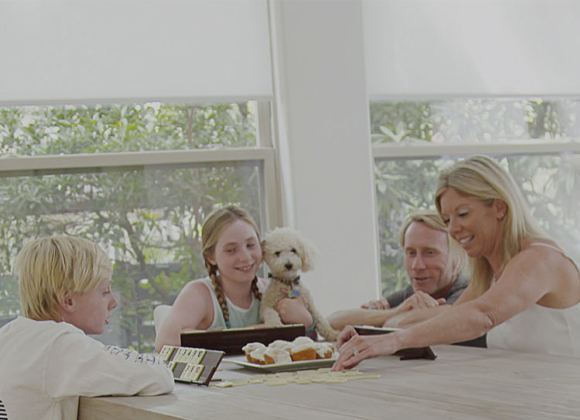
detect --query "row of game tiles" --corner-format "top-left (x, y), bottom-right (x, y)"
top-left (172, 362), bottom-right (206, 383)
top-left (159, 345), bottom-right (208, 365)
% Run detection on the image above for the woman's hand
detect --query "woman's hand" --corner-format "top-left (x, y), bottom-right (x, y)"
top-left (332, 326), bottom-right (400, 371)
top-left (274, 297), bottom-right (314, 329)
top-left (361, 297), bottom-right (390, 310)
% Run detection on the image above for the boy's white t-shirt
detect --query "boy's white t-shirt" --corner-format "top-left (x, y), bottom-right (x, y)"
top-left (0, 316), bottom-right (174, 420)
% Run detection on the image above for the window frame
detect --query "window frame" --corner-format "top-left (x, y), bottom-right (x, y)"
top-left (373, 140), bottom-right (580, 161)
top-left (370, 98), bottom-right (580, 295)
top-left (0, 101), bottom-right (282, 229)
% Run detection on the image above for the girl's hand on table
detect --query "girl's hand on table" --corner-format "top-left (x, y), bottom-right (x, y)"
top-left (275, 297), bottom-right (313, 328)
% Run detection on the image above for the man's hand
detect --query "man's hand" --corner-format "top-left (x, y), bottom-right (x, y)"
top-left (383, 292), bottom-right (447, 328)
top-left (395, 291), bottom-right (445, 314)
top-left (361, 297), bottom-right (390, 310)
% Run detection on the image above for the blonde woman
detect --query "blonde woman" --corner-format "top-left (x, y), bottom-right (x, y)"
top-left (155, 205), bottom-right (315, 352)
top-left (333, 155), bottom-right (580, 370)
top-left (0, 236), bottom-right (174, 420)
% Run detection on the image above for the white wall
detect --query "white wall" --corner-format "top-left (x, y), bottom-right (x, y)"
top-left (270, 0), bottom-right (380, 315)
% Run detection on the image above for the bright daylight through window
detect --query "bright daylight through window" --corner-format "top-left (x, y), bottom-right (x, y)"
top-left (0, 101), bottom-right (270, 351)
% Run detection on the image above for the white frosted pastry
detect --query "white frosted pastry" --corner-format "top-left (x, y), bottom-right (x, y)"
top-left (242, 342), bottom-right (266, 352)
top-left (290, 343), bottom-right (317, 361)
top-left (249, 348), bottom-right (267, 365)
top-left (268, 340), bottom-right (293, 353)
top-left (242, 342), bottom-right (267, 363)
top-left (292, 336), bottom-right (314, 346)
top-left (264, 347), bottom-right (292, 364)
top-left (314, 343), bottom-right (334, 359)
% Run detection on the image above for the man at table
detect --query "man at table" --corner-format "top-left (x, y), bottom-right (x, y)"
top-left (328, 209), bottom-right (470, 331)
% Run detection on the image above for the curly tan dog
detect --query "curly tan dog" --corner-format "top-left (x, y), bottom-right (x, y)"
top-left (260, 227), bottom-right (340, 341)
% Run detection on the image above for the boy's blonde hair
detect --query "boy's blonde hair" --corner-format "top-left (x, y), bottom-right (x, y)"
top-left (435, 155), bottom-right (548, 296)
top-left (398, 208), bottom-right (466, 278)
top-left (15, 236), bottom-right (113, 321)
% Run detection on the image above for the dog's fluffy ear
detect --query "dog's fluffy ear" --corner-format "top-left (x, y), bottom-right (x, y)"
top-left (298, 236), bottom-right (320, 272)
top-left (261, 239), bottom-right (267, 255)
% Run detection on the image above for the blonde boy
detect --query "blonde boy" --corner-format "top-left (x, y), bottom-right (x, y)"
top-left (0, 236), bottom-right (174, 420)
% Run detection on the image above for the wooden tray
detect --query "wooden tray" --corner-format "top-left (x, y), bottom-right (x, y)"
top-left (354, 326), bottom-right (437, 360)
top-left (181, 324), bottom-right (306, 355)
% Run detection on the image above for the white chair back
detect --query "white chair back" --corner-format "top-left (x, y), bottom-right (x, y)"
top-left (153, 304), bottom-right (172, 335)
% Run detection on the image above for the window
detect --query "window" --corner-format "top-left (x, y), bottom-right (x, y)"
top-left (372, 98), bottom-right (580, 296)
top-left (0, 101), bottom-right (277, 351)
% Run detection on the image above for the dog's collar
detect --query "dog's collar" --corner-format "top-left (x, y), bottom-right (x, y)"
top-left (268, 272), bottom-right (300, 286)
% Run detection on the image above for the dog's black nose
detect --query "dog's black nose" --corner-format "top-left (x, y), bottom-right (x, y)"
top-left (285, 262), bottom-right (293, 270)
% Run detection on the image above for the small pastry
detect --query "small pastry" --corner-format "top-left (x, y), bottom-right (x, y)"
top-left (264, 347), bottom-right (292, 364)
top-left (268, 340), bottom-right (293, 354)
top-left (292, 336), bottom-right (315, 346)
top-left (249, 348), bottom-right (268, 365)
top-left (290, 343), bottom-right (317, 361)
top-left (314, 343), bottom-right (334, 359)
top-left (242, 342), bottom-right (267, 363)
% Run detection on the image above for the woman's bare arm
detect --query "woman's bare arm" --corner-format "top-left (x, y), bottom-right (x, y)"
top-left (334, 245), bottom-right (574, 370)
top-left (327, 308), bottom-right (395, 331)
top-left (329, 291), bottom-right (445, 330)
top-left (383, 304), bottom-right (450, 328)
top-left (383, 285), bottom-right (479, 328)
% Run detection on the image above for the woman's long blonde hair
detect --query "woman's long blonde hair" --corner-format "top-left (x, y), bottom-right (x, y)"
top-left (201, 205), bottom-right (262, 325)
top-left (435, 155), bottom-right (548, 296)
top-left (15, 236), bottom-right (112, 321)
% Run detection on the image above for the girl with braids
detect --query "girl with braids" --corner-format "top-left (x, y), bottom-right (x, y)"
top-left (155, 206), bottom-right (315, 352)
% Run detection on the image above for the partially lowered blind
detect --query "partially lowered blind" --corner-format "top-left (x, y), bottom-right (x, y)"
top-left (363, 0), bottom-right (580, 98)
top-left (0, 0), bottom-right (273, 104)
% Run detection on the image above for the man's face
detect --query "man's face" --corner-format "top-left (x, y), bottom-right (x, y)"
top-left (403, 221), bottom-right (455, 299)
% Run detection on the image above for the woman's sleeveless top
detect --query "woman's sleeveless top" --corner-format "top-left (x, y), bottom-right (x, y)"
top-left (193, 277), bottom-right (266, 330)
top-left (487, 243), bottom-right (580, 357)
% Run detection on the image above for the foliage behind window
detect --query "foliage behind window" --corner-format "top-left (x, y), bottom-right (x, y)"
top-left (0, 102), bottom-right (257, 156)
top-left (0, 102), bottom-right (262, 352)
top-left (373, 99), bottom-right (580, 297)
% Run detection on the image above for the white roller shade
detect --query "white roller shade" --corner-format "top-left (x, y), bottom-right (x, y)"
top-left (0, 0), bottom-right (272, 104)
top-left (363, 0), bottom-right (580, 98)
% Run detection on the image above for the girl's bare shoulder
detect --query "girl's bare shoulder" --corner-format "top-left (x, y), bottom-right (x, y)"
top-left (177, 279), bottom-right (212, 301)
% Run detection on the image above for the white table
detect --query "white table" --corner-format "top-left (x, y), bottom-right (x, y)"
top-left (79, 345), bottom-right (580, 420)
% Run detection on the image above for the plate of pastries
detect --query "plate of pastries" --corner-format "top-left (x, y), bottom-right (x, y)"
top-left (230, 336), bottom-right (337, 372)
